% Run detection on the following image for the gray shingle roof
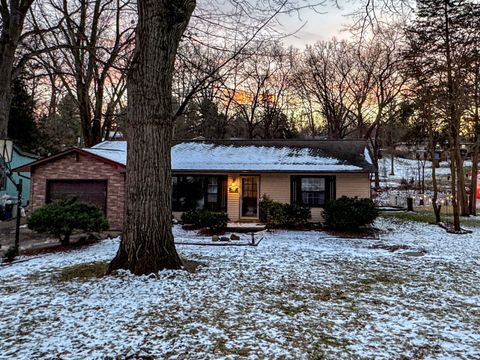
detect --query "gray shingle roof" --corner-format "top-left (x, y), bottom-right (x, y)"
top-left (86, 139), bottom-right (377, 173)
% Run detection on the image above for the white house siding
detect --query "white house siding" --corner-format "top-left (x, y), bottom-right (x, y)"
top-left (260, 174), bottom-right (291, 204)
top-left (227, 174), bottom-right (241, 221)
top-left (336, 173), bottom-right (371, 199)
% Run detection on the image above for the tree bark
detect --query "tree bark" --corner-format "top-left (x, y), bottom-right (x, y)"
top-left (470, 149), bottom-right (478, 216)
top-left (469, 64), bottom-right (479, 216)
top-left (109, 0), bottom-right (195, 275)
top-left (456, 148), bottom-right (469, 216)
top-left (443, 1), bottom-right (461, 231)
top-left (428, 123), bottom-right (441, 223)
top-left (0, 60), bottom-right (12, 137)
top-left (0, 0), bottom-right (33, 137)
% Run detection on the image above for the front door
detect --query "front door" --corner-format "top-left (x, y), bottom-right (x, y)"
top-left (241, 176), bottom-right (259, 218)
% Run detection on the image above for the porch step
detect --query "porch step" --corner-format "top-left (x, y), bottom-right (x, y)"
top-left (226, 222), bottom-right (266, 233)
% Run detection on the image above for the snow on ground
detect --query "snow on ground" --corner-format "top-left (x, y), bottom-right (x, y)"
top-left (378, 156), bottom-right (473, 186)
top-left (1, 220), bottom-right (480, 359)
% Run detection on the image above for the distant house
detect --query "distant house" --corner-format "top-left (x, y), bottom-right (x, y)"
top-left (1, 145), bottom-right (39, 203)
top-left (14, 140), bottom-right (376, 230)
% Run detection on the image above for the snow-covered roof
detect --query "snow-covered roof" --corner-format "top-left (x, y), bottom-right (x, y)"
top-left (85, 140), bottom-right (376, 173)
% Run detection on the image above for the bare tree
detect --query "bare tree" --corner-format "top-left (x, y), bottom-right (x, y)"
top-left (302, 40), bottom-right (358, 139)
top-left (32, 0), bottom-right (134, 147)
top-left (361, 27), bottom-right (407, 187)
top-left (227, 42), bottom-right (295, 139)
top-left (467, 9), bottom-right (480, 215)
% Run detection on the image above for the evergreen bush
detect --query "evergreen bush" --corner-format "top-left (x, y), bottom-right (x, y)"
top-left (324, 196), bottom-right (378, 230)
top-left (181, 209), bottom-right (228, 234)
top-left (27, 199), bottom-right (108, 245)
top-left (259, 195), bottom-right (311, 229)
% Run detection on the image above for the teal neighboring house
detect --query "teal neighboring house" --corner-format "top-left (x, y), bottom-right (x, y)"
top-left (0, 145), bottom-right (39, 204)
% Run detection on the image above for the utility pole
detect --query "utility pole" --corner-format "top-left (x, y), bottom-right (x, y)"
top-left (14, 178), bottom-right (22, 253)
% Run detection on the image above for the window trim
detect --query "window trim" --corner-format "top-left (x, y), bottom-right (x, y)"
top-left (290, 175), bottom-right (336, 208)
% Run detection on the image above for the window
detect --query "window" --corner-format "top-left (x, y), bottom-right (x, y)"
top-left (172, 175), bottom-right (227, 212)
top-left (291, 176), bottom-right (335, 207)
top-left (207, 177), bottom-right (218, 207)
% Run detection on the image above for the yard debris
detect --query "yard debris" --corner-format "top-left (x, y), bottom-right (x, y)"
top-left (369, 242), bottom-right (427, 256)
top-left (402, 250), bottom-right (427, 257)
top-left (230, 234), bottom-right (240, 240)
top-left (369, 243), bottom-right (411, 252)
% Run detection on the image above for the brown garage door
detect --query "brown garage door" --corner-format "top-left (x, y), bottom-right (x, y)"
top-left (47, 180), bottom-right (107, 213)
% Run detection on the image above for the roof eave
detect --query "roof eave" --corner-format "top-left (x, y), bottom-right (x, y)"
top-left (12, 148), bottom-right (126, 173)
top-left (172, 168), bottom-right (376, 174)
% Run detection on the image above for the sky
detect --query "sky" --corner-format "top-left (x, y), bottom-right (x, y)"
top-left (276, 3), bottom-right (357, 48)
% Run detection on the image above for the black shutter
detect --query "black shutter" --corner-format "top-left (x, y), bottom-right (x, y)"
top-left (328, 176), bottom-right (336, 201)
top-left (291, 175), bottom-right (298, 204)
top-left (220, 176), bottom-right (227, 211)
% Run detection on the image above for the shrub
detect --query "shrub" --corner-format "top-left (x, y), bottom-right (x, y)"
top-left (181, 209), bottom-right (202, 226)
top-left (199, 211), bottom-right (228, 234)
top-left (181, 209), bottom-right (228, 234)
top-left (324, 196), bottom-right (378, 231)
top-left (27, 199), bottom-right (109, 245)
top-left (284, 204), bottom-right (312, 229)
top-left (259, 195), bottom-right (311, 229)
top-left (2, 245), bottom-right (18, 263)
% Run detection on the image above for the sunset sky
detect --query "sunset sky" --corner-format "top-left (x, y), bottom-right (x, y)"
top-left (277, 3), bottom-right (357, 47)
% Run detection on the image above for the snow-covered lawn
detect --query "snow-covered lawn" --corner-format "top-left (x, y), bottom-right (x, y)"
top-left (1, 219), bottom-right (479, 359)
top-left (378, 155), bottom-right (474, 188)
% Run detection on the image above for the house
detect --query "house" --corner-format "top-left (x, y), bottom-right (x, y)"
top-left (1, 144), bottom-right (39, 204)
top-left (14, 139), bottom-right (376, 230)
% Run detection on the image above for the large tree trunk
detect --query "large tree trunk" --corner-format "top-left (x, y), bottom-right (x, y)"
top-left (0, 1), bottom-right (32, 137)
top-left (0, 60), bottom-right (13, 137)
top-left (444, 1), bottom-right (461, 231)
top-left (469, 65), bottom-right (479, 216)
top-left (470, 149), bottom-right (478, 216)
top-left (109, 0), bottom-right (195, 275)
top-left (428, 126), bottom-right (441, 223)
top-left (450, 148), bottom-right (461, 231)
top-left (456, 148), bottom-right (469, 216)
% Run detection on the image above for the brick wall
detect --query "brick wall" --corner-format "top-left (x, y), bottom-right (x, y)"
top-left (30, 152), bottom-right (126, 230)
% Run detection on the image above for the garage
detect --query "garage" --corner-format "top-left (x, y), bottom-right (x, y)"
top-left (46, 180), bottom-right (107, 213)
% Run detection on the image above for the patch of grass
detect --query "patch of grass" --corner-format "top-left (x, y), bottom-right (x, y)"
top-left (58, 261), bottom-right (108, 282)
top-left (309, 334), bottom-right (351, 359)
top-left (360, 273), bottom-right (403, 286)
top-left (279, 303), bottom-right (309, 316)
top-left (381, 209), bottom-right (480, 227)
top-left (214, 339), bottom-right (251, 357)
top-left (310, 287), bottom-right (348, 302)
top-left (0, 286), bottom-right (18, 294)
top-left (181, 257), bottom-right (205, 273)
top-left (380, 210), bottom-right (437, 224)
